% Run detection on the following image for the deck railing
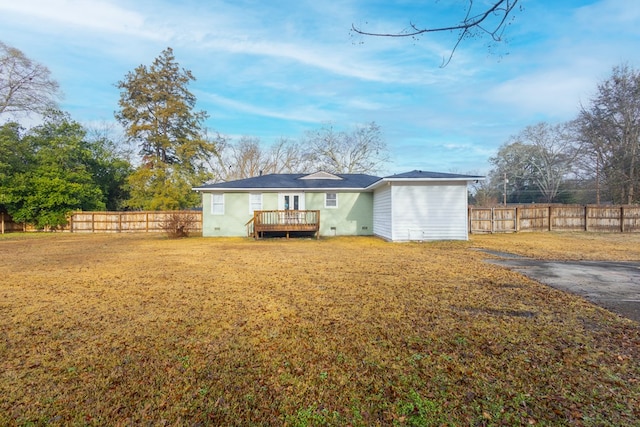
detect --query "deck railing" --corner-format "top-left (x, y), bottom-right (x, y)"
top-left (247, 210), bottom-right (320, 239)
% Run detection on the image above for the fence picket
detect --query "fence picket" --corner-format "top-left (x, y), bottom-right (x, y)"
top-left (469, 205), bottom-right (640, 234)
top-left (0, 211), bottom-right (202, 233)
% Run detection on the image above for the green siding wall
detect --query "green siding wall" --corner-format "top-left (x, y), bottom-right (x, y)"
top-left (202, 192), bottom-right (251, 236)
top-left (262, 193), bottom-right (278, 210)
top-left (201, 191), bottom-right (373, 237)
top-left (306, 192), bottom-right (374, 236)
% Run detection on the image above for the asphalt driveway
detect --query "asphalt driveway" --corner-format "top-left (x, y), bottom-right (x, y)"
top-left (482, 250), bottom-right (640, 323)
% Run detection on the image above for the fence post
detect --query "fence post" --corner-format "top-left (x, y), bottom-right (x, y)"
top-left (69, 213), bottom-right (73, 233)
top-left (584, 205), bottom-right (589, 232)
top-left (491, 207), bottom-right (495, 233)
top-left (548, 206), bottom-right (553, 231)
top-left (515, 207), bottom-right (520, 232)
top-left (621, 206), bottom-right (625, 233)
top-left (146, 212), bottom-right (149, 232)
top-left (91, 213), bottom-right (95, 233)
top-left (1, 212), bottom-right (4, 234)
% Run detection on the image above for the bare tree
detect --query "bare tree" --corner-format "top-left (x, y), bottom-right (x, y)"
top-left (0, 41), bottom-right (61, 116)
top-left (488, 122), bottom-right (578, 203)
top-left (210, 136), bottom-right (308, 182)
top-left (303, 122), bottom-right (389, 174)
top-left (471, 179), bottom-right (500, 207)
top-left (207, 123), bottom-right (388, 181)
top-left (578, 64), bottom-right (640, 204)
top-left (488, 141), bottom-right (539, 203)
top-left (519, 122), bottom-right (579, 203)
top-left (269, 137), bottom-right (311, 173)
top-left (207, 136), bottom-right (255, 182)
top-left (351, 0), bottom-right (521, 66)
top-left (85, 120), bottom-right (136, 163)
top-left (229, 136), bottom-right (269, 180)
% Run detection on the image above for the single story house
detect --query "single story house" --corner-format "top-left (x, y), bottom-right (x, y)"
top-left (192, 170), bottom-right (483, 241)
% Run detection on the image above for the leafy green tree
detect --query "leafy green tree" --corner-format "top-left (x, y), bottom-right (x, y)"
top-left (8, 112), bottom-right (106, 227)
top-left (84, 134), bottom-right (132, 211)
top-left (0, 122), bottom-right (28, 180)
top-left (115, 47), bottom-right (215, 209)
top-left (0, 122), bottom-right (29, 213)
top-left (125, 163), bottom-right (199, 210)
top-left (1, 112), bottom-right (133, 228)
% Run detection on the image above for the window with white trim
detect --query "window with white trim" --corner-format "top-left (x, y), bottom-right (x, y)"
top-left (325, 192), bottom-right (338, 208)
top-left (249, 193), bottom-right (262, 213)
top-left (211, 193), bottom-right (224, 215)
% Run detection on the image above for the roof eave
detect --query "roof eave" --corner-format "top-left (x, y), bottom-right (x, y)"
top-left (366, 176), bottom-right (484, 190)
top-left (193, 187), bottom-right (374, 192)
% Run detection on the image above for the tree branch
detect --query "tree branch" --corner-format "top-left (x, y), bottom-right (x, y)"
top-left (351, 0), bottom-right (520, 67)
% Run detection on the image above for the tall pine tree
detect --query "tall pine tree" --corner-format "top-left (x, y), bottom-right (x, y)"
top-left (115, 47), bottom-right (215, 209)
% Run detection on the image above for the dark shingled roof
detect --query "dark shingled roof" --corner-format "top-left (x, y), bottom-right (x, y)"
top-left (194, 173), bottom-right (382, 190)
top-left (384, 170), bottom-right (483, 179)
top-left (193, 170), bottom-right (484, 191)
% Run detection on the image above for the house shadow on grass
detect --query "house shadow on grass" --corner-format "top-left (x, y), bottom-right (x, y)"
top-left (258, 231), bottom-right (318, 240)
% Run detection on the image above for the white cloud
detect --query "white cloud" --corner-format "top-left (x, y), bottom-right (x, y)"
top-left (204, 93), bottom-right (334, 124)
top-left (0, 0), bottom-right (167, 40)
top-left (197, 36), bottom-right (435, 84)
top-left (344, 98), bottom-right (386, 111)
top-left (1, 0), bottom-right (451, 84)
top-left (486, 69), bottom-right (594, 119)
top-left (575, 0), bottom-right (640, 32)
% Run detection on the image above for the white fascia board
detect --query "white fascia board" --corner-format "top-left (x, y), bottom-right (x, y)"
top-left (366, 177), bottom-right (484, 190)
top-left (192, 187), bottom-right (372, 192)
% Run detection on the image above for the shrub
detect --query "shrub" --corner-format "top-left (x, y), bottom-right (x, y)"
top-left (159, 211), bottom-right (198, 238)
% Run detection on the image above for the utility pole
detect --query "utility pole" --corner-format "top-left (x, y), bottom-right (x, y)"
top-left (503, 173), bottom-right (508, 206)
top-left (596, 155), bottom-right (600, 205)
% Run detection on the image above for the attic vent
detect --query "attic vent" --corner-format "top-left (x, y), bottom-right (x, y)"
top-left (299, 171), bottom-right (343, 180)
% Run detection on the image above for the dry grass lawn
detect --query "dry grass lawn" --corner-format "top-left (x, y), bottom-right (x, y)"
top-left (470, 231), bottom-right (640, 261)
top-left (1, 232), bottom-right (639, 426)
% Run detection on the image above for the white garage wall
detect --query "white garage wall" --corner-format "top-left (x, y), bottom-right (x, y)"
top-left (373, 185), bottom-right (392, 240)
top-left (391, 182), bottom-right (469, 241)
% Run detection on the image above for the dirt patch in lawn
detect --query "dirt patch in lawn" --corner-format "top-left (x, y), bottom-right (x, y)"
top-left (1, 233), bottom-right (639, 425)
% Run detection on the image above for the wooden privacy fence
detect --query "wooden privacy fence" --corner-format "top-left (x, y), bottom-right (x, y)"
top-left (69, 211), bottom-right (202, 233)
top-left (1, 212), bottom-right (26, 233)
top-left (470, 205), bottom-right (640, 234)
top-left (0, 211), bottom-right (202, 234)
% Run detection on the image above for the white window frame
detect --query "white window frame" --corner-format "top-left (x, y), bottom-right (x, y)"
top-left (249, 193), bottom-right (262, 214)
top-left (278, 193), bottom-right (305, 210)
top-left (325, 192), bottom-right (338, 208)
top-left (211, 193), bottom-right (224, 215)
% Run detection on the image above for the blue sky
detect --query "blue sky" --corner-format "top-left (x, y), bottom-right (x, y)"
top-left (1, 0), bottom-right (639, 175)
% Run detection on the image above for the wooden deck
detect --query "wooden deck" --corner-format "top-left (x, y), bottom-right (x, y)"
top-left (246, 210), bottom-right (320, 239)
